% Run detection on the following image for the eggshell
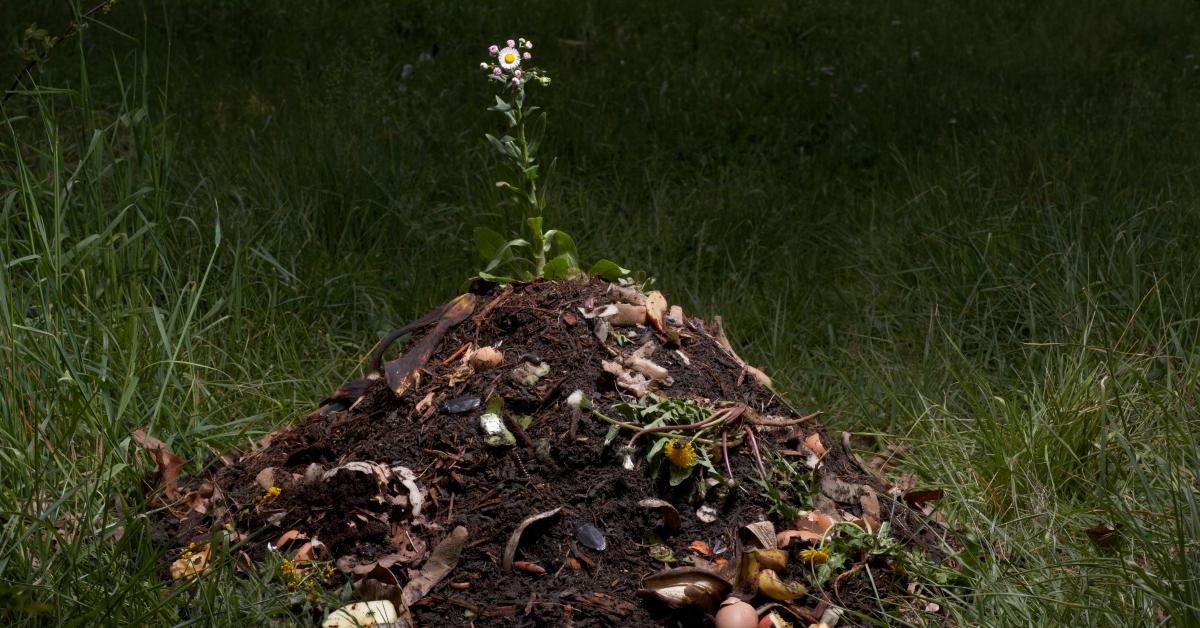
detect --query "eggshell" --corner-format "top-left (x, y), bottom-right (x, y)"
top-left (715, 597), bottom-right (758, 628)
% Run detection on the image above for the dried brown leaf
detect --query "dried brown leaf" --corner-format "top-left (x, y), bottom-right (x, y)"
top-left (131, 429), bottom-right (185, 500)
top-left (503, 507), bottom-right (563, 571)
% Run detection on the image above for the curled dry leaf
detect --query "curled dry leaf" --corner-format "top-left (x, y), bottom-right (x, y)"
top-left (169, 543), bottom-right (211, 581)
top-left (131, 429), bottom-right (186, 500)
top-left (295, 539), bottom-right (328, 562)
top-left (255, 467), bottom-right (279, 491)
top-left (859, 486), bottom-right (881, 523)
top-left (742, 521), bottom-right (778, 550)
top-left (776, 510), bottom-right (837, 548)
top-left (181, 481), bottom-right (220, 515)
top-left (385, 293), bottom-right (477, 396)
top-left (638, 498), bottom-right (682, 533)
top-left (390, 465), bottom-right (424, 519)
top-left (273, 529), bottom-right (307, 549)
top-left (903, 488), bottom-right (945, 508)
top-left (401, 525), bottom-right (469, 607)
top-left (688, 540), bottom-right (712, 556)
top-left (819, 472), bottom-right (864, 504)
top-left (638, 566), bottom-right (732, 614)
top-left (502, 506), bottom-right (563, 572)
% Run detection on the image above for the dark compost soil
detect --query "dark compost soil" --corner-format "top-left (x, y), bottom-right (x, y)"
top-left (152, 279), bottom-right (956, 627)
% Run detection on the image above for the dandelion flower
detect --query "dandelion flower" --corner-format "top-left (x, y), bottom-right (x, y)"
top-left (799, 546), bottom-right (831, 565)
top-left (488, 44), bottom-right (499, 55)
top-left (498, 46), bottom-right (521, 70)
top-left (664, 439), bottom-right (697, 469)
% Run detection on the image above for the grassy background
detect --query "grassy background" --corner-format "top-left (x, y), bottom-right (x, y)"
top-left (2, 0), bottom-right (1198, 624)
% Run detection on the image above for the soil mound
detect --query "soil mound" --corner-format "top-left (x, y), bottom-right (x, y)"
top-left (152, 279), bottom-right (953, 627)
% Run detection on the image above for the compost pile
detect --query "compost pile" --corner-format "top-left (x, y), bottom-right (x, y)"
top-left (149, 279), bottom-right (955, 627)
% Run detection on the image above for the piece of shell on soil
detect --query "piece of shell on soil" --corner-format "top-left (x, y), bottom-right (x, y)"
top-left (255, 466), bottom-right (280, 490)
top-left (638, 498), bottom-right (682, 533)
top-left (696, 504), bottom-right (719, 523)
top-left (321, 600), bottom-right (397, 628)
top-left (638, 566), bottom-right (732, 614)
top-left (714, 596), bottom-right (759, 628)
top-left (502, 506), bottom-right (563, 572)
top-left (467, 346), bottom-right (504, 370)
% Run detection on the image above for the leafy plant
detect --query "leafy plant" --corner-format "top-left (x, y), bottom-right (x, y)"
top-left (614, 396), bottom-right (721, 486)
top-left (471, 37), bottom-right (628, 285)
top-left (747, 450), bottom-right (811, 521)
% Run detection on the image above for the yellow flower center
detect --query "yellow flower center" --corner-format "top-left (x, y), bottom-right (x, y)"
top-left (504, 52), bottom-right (517, 64)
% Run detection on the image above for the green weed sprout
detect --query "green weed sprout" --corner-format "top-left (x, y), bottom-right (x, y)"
top-left (472, 37), bottom-right (628, 285)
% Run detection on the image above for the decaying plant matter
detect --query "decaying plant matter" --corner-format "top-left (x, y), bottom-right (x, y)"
top-left (147, 279), bottom-right (957, 626)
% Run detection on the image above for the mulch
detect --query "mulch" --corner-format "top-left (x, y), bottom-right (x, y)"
top-left (150, 278), bottom-right (955, 627)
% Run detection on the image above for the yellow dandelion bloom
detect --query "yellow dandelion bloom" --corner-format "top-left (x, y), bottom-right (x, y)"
top-left (263, 485), bottom-right (282, 500)
top-left (664, 439), bottom-right (697, 469)
top-left (799, 546), bottom-right (831, 565)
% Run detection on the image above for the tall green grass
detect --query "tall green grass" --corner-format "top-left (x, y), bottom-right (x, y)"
top-left (2, 0), bottom-right (1199, 624)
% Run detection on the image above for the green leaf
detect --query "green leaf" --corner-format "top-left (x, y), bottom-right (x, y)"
top-left (473, 227), bottom-right (507, 260)
top-left (668, 464), bottom-right (694, 487)
top-left (489, 96), bottom-right (512, 112)
top-left (544, 230), bottom-right (578, 258)
top-left (543, 253), bottom-right (581, 280)
top-left (589, 259), bottom-right (630, 281)
top-left (604, 425), bottom-right (620, 446)
top-left (476, 271), bottom-right (516, 284)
